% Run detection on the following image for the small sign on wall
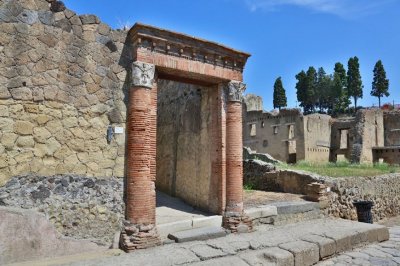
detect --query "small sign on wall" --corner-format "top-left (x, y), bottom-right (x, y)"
top-left (114, 127), bottom-right (124, 134)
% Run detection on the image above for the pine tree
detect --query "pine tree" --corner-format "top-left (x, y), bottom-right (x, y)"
top-left (371, 60), bottom-right (389, 108)
top-left (273, 77), bottom-right (287, 110)
top-left (347, 57), bottom-right (363, 110)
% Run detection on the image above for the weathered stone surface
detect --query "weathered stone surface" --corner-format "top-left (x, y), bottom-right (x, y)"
top-left (79, 14), bottom-right (99, 24)
top-left (0, 207), bottom-right (104, 265)
top-left (301, 234), bottom-right (336, 259)
top-left (190, 244), bottom-right (227, 260)
top-left (168, 226), bottom-right (227, 243)
top-left (14, 121), bottom-right (34, 135)
top-left (240, 247), bottom-right (294, 266)
top-left (279, 240), bottom-right (320, 266)
top-left (50, 1), bottom-right (66, 12)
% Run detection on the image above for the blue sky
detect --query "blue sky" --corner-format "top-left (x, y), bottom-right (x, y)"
top-left (64, 0), bottom-right (400, 110)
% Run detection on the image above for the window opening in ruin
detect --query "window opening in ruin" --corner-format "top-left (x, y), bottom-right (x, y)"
top-left (273, 126), bottom-right (278, 134)
top-left (261, 121), bottom-right (265, 128)
top-left (263, 140), bottom-right (268, 147)
top-left (340, 129), bottom-right (348, 149)
top-left (250, 124), bottom-right (257, 136)
top-left (288, 124), bottom-right (294, 139)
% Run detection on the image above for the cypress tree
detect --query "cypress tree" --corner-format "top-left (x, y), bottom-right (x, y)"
top-left (306, 66), bottom-right (317, 113)
top-left (371, 60), bottom-right (389, 108)
top-left (273, 77), bottom-right (287, 110)
top-left (333, 62), bottom-right (350, 113)
top-left (296, 70), bottom-right (307, 112)
top-left (347, 56), bottom-right (363, 110)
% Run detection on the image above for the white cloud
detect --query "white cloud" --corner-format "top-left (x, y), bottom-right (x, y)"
top-left (245, 0), bottom-right (395, 18)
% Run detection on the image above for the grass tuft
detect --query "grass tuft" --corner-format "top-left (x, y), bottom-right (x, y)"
top-left (277, 160), bottom-right (400, 177)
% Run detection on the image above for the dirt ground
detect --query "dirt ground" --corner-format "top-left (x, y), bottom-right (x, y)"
top-left (243, 190), bottom-right (307, 208)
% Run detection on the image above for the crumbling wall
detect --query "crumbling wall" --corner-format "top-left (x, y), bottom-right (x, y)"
top-left (156, 80), bottom-right (212, 211)
top-left (243, 109), bottom-right (302, 163)
top-left (351, 109), bottom-right (384, 163)
top-left (383, 110), bottom-right (400, 146)
top-left (329, 117), bottom-right (356, 162)
top-left (243, 93), bottom-right (263, 112)
top-left (0, 0), bottom-right (130, 185)
top-left (300, 114), bottom-right (331, 163)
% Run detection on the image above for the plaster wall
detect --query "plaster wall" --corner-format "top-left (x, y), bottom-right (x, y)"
top-left (156, 80), bottom-right (213, 212)
top-left (384, 110), bottom-right (400, 146)
top-left (301, 114), bottom-right (331, 162)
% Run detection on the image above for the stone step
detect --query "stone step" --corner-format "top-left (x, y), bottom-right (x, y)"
top-left (168, 226), bottom-right (228, 243)
top-left (157, 216), bottom-right (222, 240)
top-left (270, 201), bottom-right (320, 215)
top-left (267, 201), bottom-right (323, 225)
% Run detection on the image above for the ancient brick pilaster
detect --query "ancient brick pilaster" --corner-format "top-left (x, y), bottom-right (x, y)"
top-left (224, 81), bottom-right (252, 232)
top-left (121, 61), bottom-right (160, 252)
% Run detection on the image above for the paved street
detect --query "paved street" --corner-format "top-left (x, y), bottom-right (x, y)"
top-left (318, 226), bottom-right (400, 266)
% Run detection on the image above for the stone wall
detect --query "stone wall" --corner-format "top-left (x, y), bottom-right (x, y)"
top-left (244, 162), bottom-right (400, 222)
top-left (351, 109), bottom-right (384, 164)
top-left (243, 109), bottom-right (302, 163)
top-left (156, 80), bottom-right (213, 212)
top-left (330, 117), bottom-right (356, 162)
top-left (0, 0), bottom-right (130, 185)
top-left (300, 114), bottom-right (331, 163)
top-left (243, 93), bottom-right (263, 112)
top-left (383, 110), bottom-right (400, 146)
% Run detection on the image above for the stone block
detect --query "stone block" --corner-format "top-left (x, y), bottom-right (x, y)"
top-left (16, 136), bottom-right (35, 148)
top-left (279, 240), bottom-right (319, 266)
top-left (169, 226), bottom-right (227, 243)
top-left (301, 234), bottom-right (336, 259)
top-left (14, 121), bottom-right (34, 135)
top-left (157, 220), bottom-right (192, 240)
top-left (271, 201), bottom-right (319, 215)
top-left (80, 14), bottom-right (100, 24)
top-left (190, 243), bottom-right (227, 260)
top-left (192, 216), bottom-right (222, 229)
top-left (9, 87), bottom-right (33, 101)
top-left (240, 247), bottom-right (294, 266)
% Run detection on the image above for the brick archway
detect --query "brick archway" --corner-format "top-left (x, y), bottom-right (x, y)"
top-left (120, 23), bottom-right (251, 251)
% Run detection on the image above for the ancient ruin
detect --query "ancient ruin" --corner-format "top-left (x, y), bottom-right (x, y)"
top-left (243, 95), bottom-right (398, 165)
top-left (0, 0), bottom-right (256, 253)
top-left (121, 23), bottom-right (252, 251)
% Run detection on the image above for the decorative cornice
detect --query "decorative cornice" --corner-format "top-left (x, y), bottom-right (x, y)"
top-left (227, 81), bottom-right (246, 102)
top-left (132, 61), bottom-right (155, 89)
top-left (129, 23), bottom-right (251, 73)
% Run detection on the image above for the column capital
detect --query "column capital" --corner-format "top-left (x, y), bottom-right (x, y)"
top-left (226, 81), bottom-right (246, 102)
top-left (132, 61), bottom-right (155, 89)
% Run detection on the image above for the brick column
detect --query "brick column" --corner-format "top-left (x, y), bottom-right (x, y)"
top-left (223, 81), bottom-right (252, 233)
top-left (120, 61), bottom-right (160, 252)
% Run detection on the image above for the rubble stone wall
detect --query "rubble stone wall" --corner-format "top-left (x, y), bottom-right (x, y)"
top-left (0, 0), bottom-right (130, 185)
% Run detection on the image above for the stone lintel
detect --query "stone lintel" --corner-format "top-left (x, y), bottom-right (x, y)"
top-left (129, 23), bottom-right (250, 80)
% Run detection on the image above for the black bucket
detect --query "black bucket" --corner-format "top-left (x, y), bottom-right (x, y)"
top-left (353, 200), bottom-right (373, 224)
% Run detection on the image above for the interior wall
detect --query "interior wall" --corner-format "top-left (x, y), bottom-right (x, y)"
top-left (156, 79), bottom-right (212, 212)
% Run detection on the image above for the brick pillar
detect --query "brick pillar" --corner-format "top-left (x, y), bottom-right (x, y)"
top-left (120, 61), bottom-right (160, 252)
top-left (223, 81), bottom-right (252, 233)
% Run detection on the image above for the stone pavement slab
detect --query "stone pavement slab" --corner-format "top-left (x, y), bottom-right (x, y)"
top-left (317, 225), bottom-right (400, 266)
top-left (11, 218), bottom-right (389, 266)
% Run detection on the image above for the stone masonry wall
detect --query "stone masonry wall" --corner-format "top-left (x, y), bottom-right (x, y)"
top-left (156, 80), bottom-right (212, 212)
top-left (0, 0), bottom-right (130, 185)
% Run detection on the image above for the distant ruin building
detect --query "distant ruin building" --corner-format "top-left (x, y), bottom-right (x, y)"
top-left (243, 94), bottom-right (399, 165)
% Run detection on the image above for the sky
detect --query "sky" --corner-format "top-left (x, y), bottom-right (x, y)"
top-left (64, 0), bottom-right (400, 111)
